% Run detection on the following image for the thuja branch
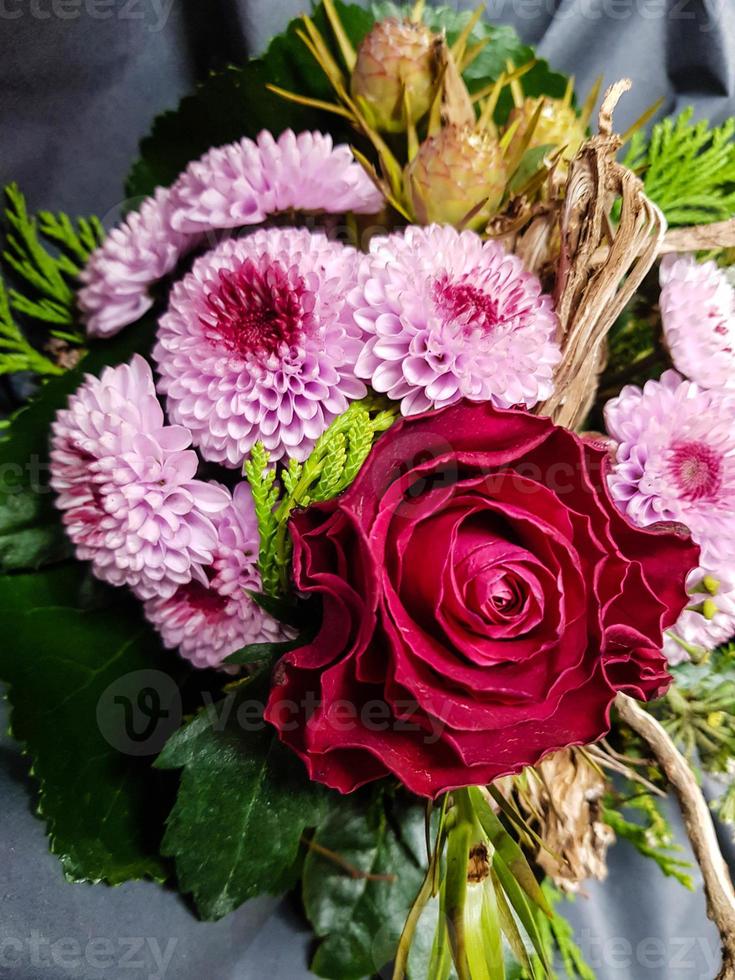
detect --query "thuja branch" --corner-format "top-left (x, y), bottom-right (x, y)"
top-left (615, 693), bottom-right (735, 980)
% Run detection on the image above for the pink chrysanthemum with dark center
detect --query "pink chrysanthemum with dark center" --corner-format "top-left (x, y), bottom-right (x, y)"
top-left (167, 129), bottom-right (384, 233)
top-left (605, 370), bottom-right (735, 659)
top-left (660, 253), bottom-right (735, 391)
top-left (605, 370), bottom-right (735, 568)
top-left (153, 227), bottom-right (366, 465)
top-left (50, 356), bottom-right (229, 600)
top-left (144, 483), bottom-right (287, 669)
top-left (78, 188), bottom-right (201, 339)
top-left (350, 224), bottom-right (560, 415)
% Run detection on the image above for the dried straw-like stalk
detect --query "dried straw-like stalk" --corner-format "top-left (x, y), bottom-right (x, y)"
top-left (511, 81), bottom-right (735, 971)
top-left (537, 79), bottom-right (666, 429)
top-left (616, 694), bottom-right (735, 980)
top-left (660, 216), bottom-right (735, 254)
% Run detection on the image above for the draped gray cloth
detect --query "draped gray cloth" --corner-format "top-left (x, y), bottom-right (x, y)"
top-left (1, 1), bottom-right (734, 977)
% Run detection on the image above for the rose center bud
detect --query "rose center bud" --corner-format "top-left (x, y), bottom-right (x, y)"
top-left (401, 502), bottom-right (554, 665)
top-left (465, 569), bottom-right (526, 622)
top-left (668, 440), bottom-right (723, 501)
top-left (200, 257), bottom-right (306, 358)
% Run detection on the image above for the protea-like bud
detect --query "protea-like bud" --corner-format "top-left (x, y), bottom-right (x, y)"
top-left (405, 125), bottom-right (507, 229)
top-left (507, 96), bottom-right (586, 163)
top-left (351, 18), bottom-right (436, 133)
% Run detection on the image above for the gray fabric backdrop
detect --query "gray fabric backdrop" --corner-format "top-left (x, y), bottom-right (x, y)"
top-left (1, 1), bottom-right (735, 977)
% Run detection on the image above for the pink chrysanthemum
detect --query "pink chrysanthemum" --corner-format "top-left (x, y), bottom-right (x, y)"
top-left (153, 227), bottom-right (366, 465)
top-left (349, 224), bottom-right (560, 415)
top-left (660, 253), bottom-right (735, 391)
top-left (167, 129), bottom-right (384, 233)
top-left (78, 189), bottom-right (200, 338)
top-left (605, 370), bottom-right (735, 570)
top-left (664, 568), bottom-right (735, 665)
top-left (50, 355), bottom-right (229, 600)
top-left (144, 482), bottom-right (287, 669)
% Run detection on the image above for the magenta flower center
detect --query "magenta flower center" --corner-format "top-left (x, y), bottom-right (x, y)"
top-left (180, 581), bottom-right (227, 620)
top-left (668, 441), bottom-right (723, 501)
top-left (433, 275), bottom-right (500, 332)
top-left (202, 258), bottom-right (305, 357)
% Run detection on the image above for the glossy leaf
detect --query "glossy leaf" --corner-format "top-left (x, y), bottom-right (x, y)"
top-left (303, 792), bottom-right (428, 979)
top-left (156, 687), bottom-right (326, 921)
top-left (0, 564), bottom-right (175, 884)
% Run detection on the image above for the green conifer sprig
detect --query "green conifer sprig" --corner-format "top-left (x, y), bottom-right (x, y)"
top-left (602, 795), bottom-right (694, 889)
top-left (244, 398), bottom-right (398, 597)
top-left (0, 276), bottom-right (63, 377)
top-left (624, 108), bottom-right (735, 225)
top-left (0, 184), bottom-right (104, 377)
top-left (524, 882), bottom-right (595, 980)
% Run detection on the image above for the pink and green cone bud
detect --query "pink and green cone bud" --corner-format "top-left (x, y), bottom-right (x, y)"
top-left (405, 125), bottom-right (507, 230)
top-left (351, 18), bottom-right (436, 133)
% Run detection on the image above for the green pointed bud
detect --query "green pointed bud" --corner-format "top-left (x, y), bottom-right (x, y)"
top-left (702, 574), bottom-right (721, 596)
top-left (405, 125), bottom-right (507, 229)
top-left (507, 95), bottom-right (586, 163)
top-left (351, 18), bottom-right (436, 133)
top-left (703, 598), bottom-right (718, 621)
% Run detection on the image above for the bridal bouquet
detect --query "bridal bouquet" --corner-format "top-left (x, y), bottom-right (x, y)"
top-left (2, 3), bottom-right (735, 977)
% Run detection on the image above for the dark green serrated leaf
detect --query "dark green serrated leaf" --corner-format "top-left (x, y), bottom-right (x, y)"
top-left (155, 687), bottom-right (326, 921)
top-left (304, 792), bottom-right (427, 979)
top-left (126, 2), bottom-right (374, 200)
top-left (0, 319), bottom-right (155, 572)
top-left (0, 563), bottom-right (175, 884)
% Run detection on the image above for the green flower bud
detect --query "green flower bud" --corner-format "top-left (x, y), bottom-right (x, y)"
top-left (405, 125), bottom-right (507, 229)
top-left (507, 96), bottom-right (586, 163)
top-left (351, 18), bottom-right (436, 133)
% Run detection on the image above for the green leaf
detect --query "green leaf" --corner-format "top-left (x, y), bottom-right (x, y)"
top-left (126, 2), bottom-right (375, 200)
top-left (0, 318), bottom-right (156, 572)
top-left (223, 632), bottom-right (308, 668)
top-left (468, 786), bottom-right (550, 916)
top-left (156, 687), bottom-right (326, 921)
top-left (303, 792), bottom-right (428, 979)
top-left (0, 564), bottom-right (175, 884)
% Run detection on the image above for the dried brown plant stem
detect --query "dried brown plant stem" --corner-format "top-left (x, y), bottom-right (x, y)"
top-left (615, 693), bottom-right (735, 980)
top-left (660, 217), bottom-right (735, 254)
top-left (538, 79), bottom-right (667, 430)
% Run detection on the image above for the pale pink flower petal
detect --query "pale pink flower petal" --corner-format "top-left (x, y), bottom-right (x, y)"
top-left (78, 189), bottom-right (201, 339)
top-left (660, 253), bottom-right (735, 391)
top-left (664, 568), bottom-right (735, 665)
top-left (349, 224), bottom-right (561, 415)
top-left (168, 129), bottom-right (384, 233)
top-left (605, 370), bottom-right (735, 569)
top-left (605, 370), bottom-right (735, 660)
top-left (50, 355), bottom-right (229, 600)
top-left (153, 227), bottom-right (366, 465)
top-left (144, 482), bottom-right (287, 669)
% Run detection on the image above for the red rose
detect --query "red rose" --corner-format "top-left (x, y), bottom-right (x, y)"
top-left (264, 403), bottom-right (698, 797)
